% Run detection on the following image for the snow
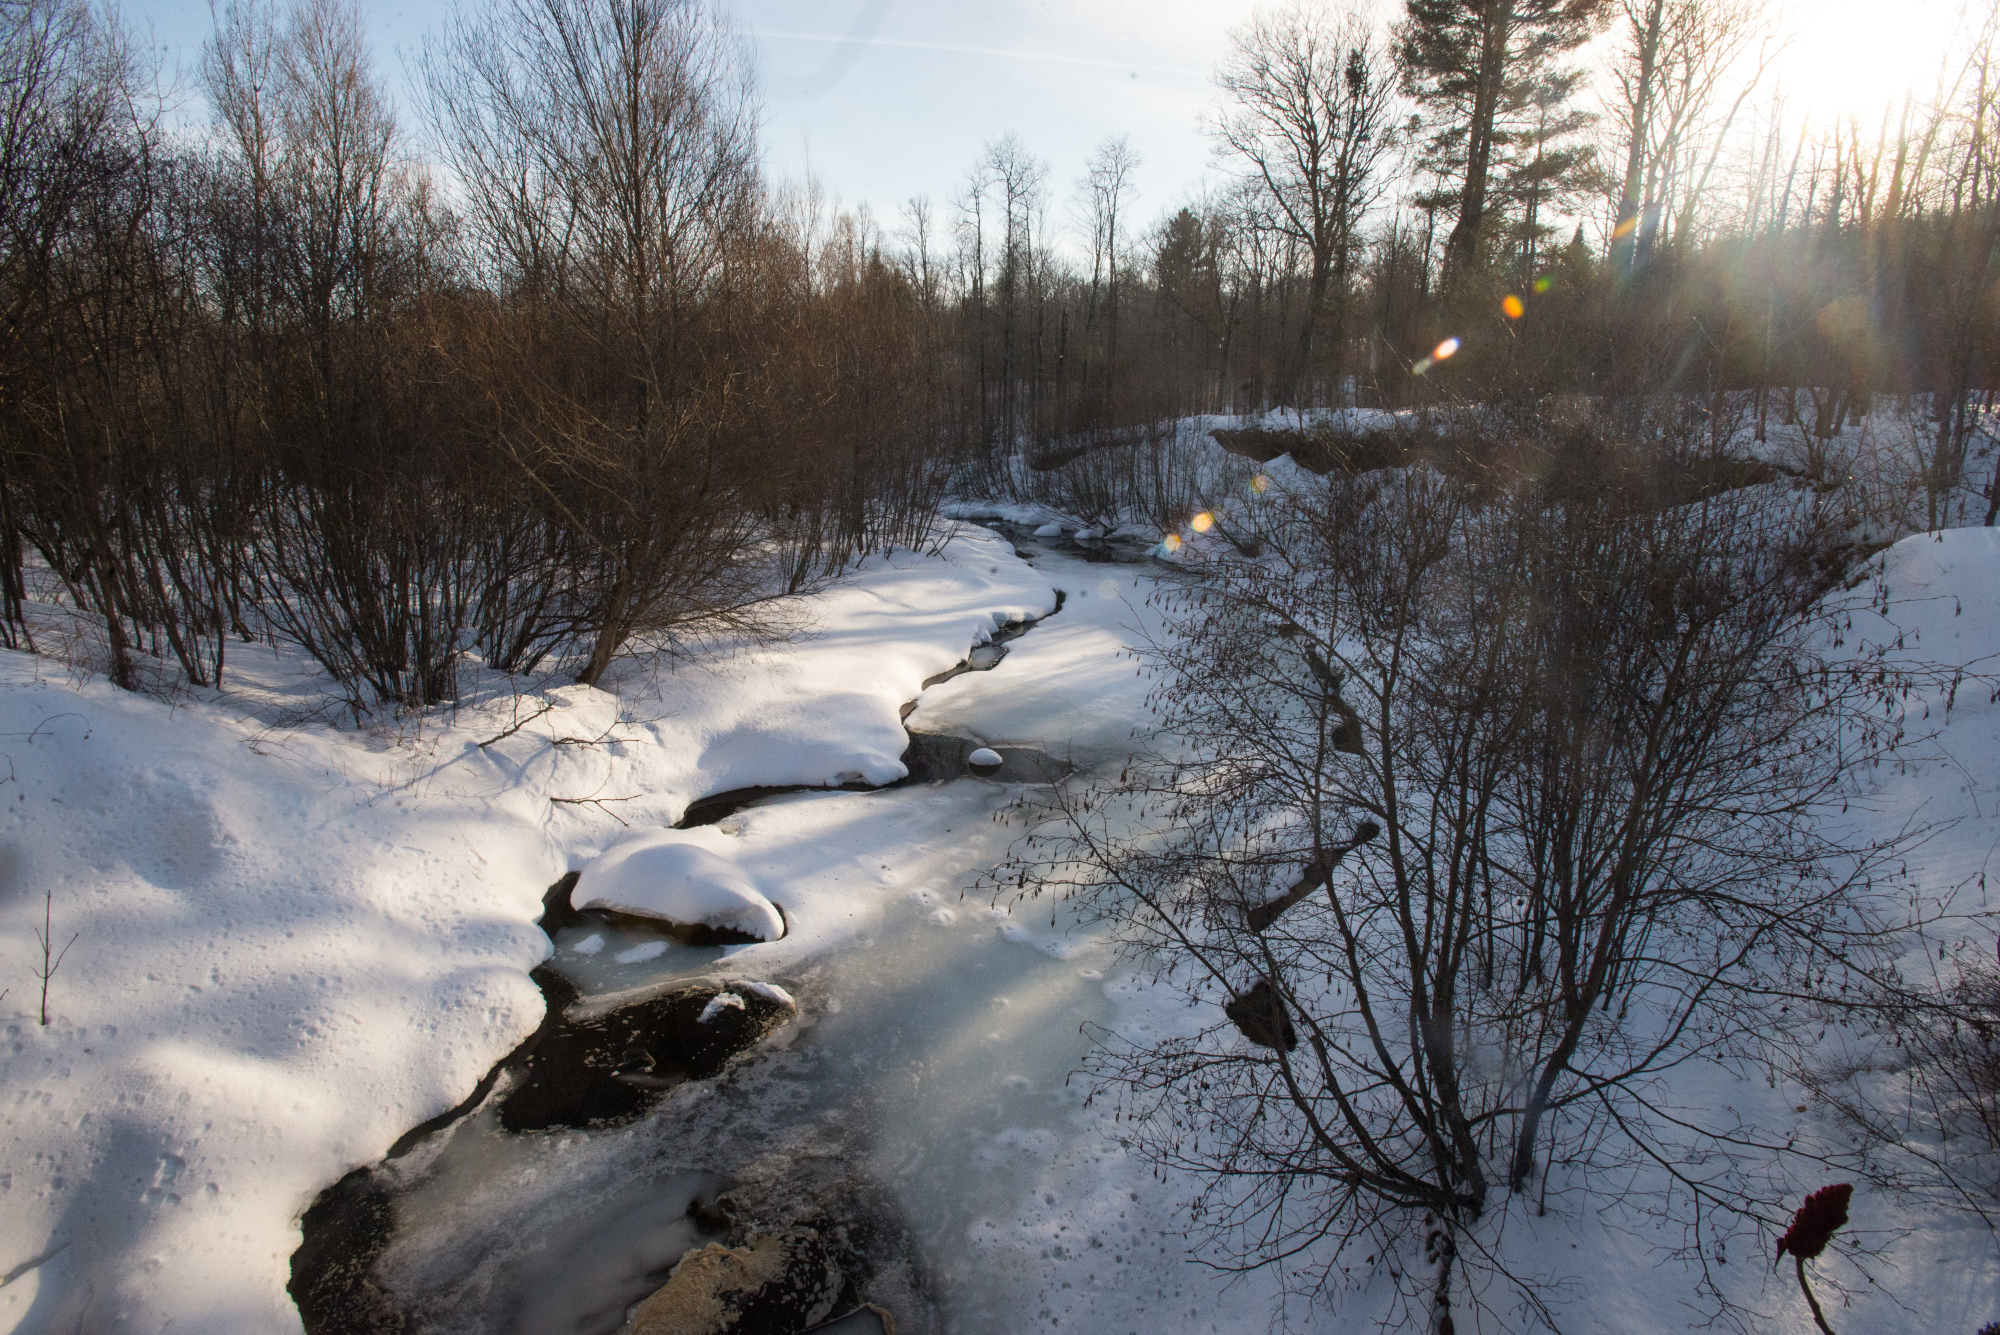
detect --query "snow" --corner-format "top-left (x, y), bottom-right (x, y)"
top-left (1032, 521), bottom-right (1063, 537)
top-left (0, 666), bottom-right (555, 1333)
top-left (736, 980), bottom-right (794, 1008)
top-left (907, 567), bottom-right (1165, 773)
top-left (571, 832), bottom-right (784, 941)
top-left (0, 523), bottom-right (1056, 1335)
top-left (694, 992), bottom-right (745, 1025)
top-left (966, 747), bottom-right (1003, 768)
top-left (5, 447), bottom-right (2000, 1335)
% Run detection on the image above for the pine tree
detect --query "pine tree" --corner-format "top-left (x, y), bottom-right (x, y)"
top-left (1394, 0), bottom-right (1610, 290)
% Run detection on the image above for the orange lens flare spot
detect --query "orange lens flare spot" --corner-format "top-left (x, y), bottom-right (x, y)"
top-left (1433, 337), bottom-right (1460, 360)
top-left (1611, 215), bottom-right (1639, 240)
top-left (1161, 533), bottom-right (1183, 553)
top-left (1190, 512), bottom-right (1215, 533)
top-left (1502, 295), bottom-right (1524, 319)
top-left (1250, 474), bottom-right (1270, 494)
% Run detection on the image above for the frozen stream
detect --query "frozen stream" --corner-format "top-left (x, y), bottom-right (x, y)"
top-left (324, 534), bottom-right (1182, 1335)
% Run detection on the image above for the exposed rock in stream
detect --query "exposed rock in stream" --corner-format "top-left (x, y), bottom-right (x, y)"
top-left (622, 1227), bottom-right (842, 1334)
top-left (497, 970), bottom-right (798, 1133)
top-left (289, 879), bottom-right (808, 1333)
top-left (616, 1132), bottom-right (929, 1335)
top-left (896, 734), bottom-right (1070, 785)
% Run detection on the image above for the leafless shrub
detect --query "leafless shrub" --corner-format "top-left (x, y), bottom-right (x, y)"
top-left (989, 431), bottom-right (1932, 1332)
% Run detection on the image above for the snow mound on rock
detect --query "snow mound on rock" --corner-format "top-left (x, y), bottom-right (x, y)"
top-left (697, 991), bottom-right (747, 1024)
top-left (572, 832), bottom-right (785, 941)
top-left (739, 980), bottom-right (796, 1007)
top-left (1033, 521), bottom-right (1063, 537)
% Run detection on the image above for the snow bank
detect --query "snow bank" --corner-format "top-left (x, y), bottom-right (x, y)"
top-left (467, 525), bottom-right (1057, 842)
top-left (0, 522), bottom-right (1056, 1335)
top-left (571, 832), bottom-right (784, 941)
top-left (0, 666), bottom-right (556, 1334)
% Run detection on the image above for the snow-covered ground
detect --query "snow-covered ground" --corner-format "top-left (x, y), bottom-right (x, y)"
top-left (5, 453), bottom-right (2000, 1334)
top-left (0, 526), bottom-right (1053, 1333)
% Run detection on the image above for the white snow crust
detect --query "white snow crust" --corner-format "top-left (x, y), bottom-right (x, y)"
top-left (695, 992), bottom-right (746, 1025)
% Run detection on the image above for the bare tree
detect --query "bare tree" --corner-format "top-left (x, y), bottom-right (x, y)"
top-left (993, 439), bottom-right (1924, 1333)
top-left (1212, 1), bottom-right (1397, 404)
top-left (981, 132), bottom-right (1048, 449)
top-left (1076, 134), bottom-right (1139, 420)
top-left (425, 0), bottom-right (769, 688)
top-left (1609, 0), bottom-right (1769, 268)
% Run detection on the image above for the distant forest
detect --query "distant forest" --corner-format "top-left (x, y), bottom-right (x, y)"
top-left (2, 0), bottom-right (1996, 703)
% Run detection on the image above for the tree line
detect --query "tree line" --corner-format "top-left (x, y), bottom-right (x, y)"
top-left (0, 0), bottom-right (954, 706)
top-left (2, 0), bottom-right (1998, 705)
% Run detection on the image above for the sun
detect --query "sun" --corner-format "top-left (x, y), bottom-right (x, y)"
top-left (1766, 0), bottom-right (1981, 129)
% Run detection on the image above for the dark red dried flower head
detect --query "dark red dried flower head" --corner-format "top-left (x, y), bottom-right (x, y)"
top-left (1776, 1183), bottom-right (1853, 1263)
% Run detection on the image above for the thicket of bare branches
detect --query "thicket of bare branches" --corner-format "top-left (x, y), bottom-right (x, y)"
top-left (986, 430), bottom-right (1941, 1330)
top-left (0, 0), bottom-right (956, 707)
top-left (5, 0), bottom-right (2000, 697)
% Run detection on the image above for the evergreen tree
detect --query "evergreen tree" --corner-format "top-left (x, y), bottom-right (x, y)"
top-left (1394, 0), bottom-right (1610, 289)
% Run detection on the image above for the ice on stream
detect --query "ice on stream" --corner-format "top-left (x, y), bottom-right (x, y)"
top-left (373, 858), bottom-right (1124, 1335)
top-left (363, 537), bottom-right (1180, 1333)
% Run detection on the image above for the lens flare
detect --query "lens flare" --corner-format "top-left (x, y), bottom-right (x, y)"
top-left (1433, 337), bottom-right (1460, 360)
top-left (1413, 356), bottom-right (1434, 376)
top-left (1611, 215), bottom-right (1639, 240)
top-left (1190, 511), bottom-right (1215, 533)
top-left (1250, 474), bottom-right (1270, 494)
top-left (1502, 295), bottom-right (1524, 319)
top-left (1161, 533), bottom-right (1182, 553)
top-left (1533, 275), bottom-right (1553, 294)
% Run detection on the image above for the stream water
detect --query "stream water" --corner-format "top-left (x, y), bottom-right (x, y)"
top-left (292, 527), bottom-right (1158, 1335)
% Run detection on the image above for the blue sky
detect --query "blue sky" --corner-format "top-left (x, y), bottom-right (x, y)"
top-left (134, 0), bottom-right (1266, 245)
top-left (129, 0), bottom-right (1972, 253)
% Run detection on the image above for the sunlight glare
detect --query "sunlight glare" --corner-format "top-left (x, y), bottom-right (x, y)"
top-left (1190, 511), bottom-right (1215, 533)
top-left (1502, 295), bottom-right (1524, 319)
top-left (1433, 338), bottom-right (1460, 360)
top-left (1777, 0), bottom-right (1968, 130)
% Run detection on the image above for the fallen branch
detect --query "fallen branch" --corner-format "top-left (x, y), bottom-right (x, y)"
top-left (549, 793), bottom-right (644, 826)
top-left (476, 699), bottom-right (559, 749)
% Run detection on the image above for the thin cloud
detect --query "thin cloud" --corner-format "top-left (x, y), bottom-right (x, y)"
top-left (738, 28), bottom-right (1207, 79)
